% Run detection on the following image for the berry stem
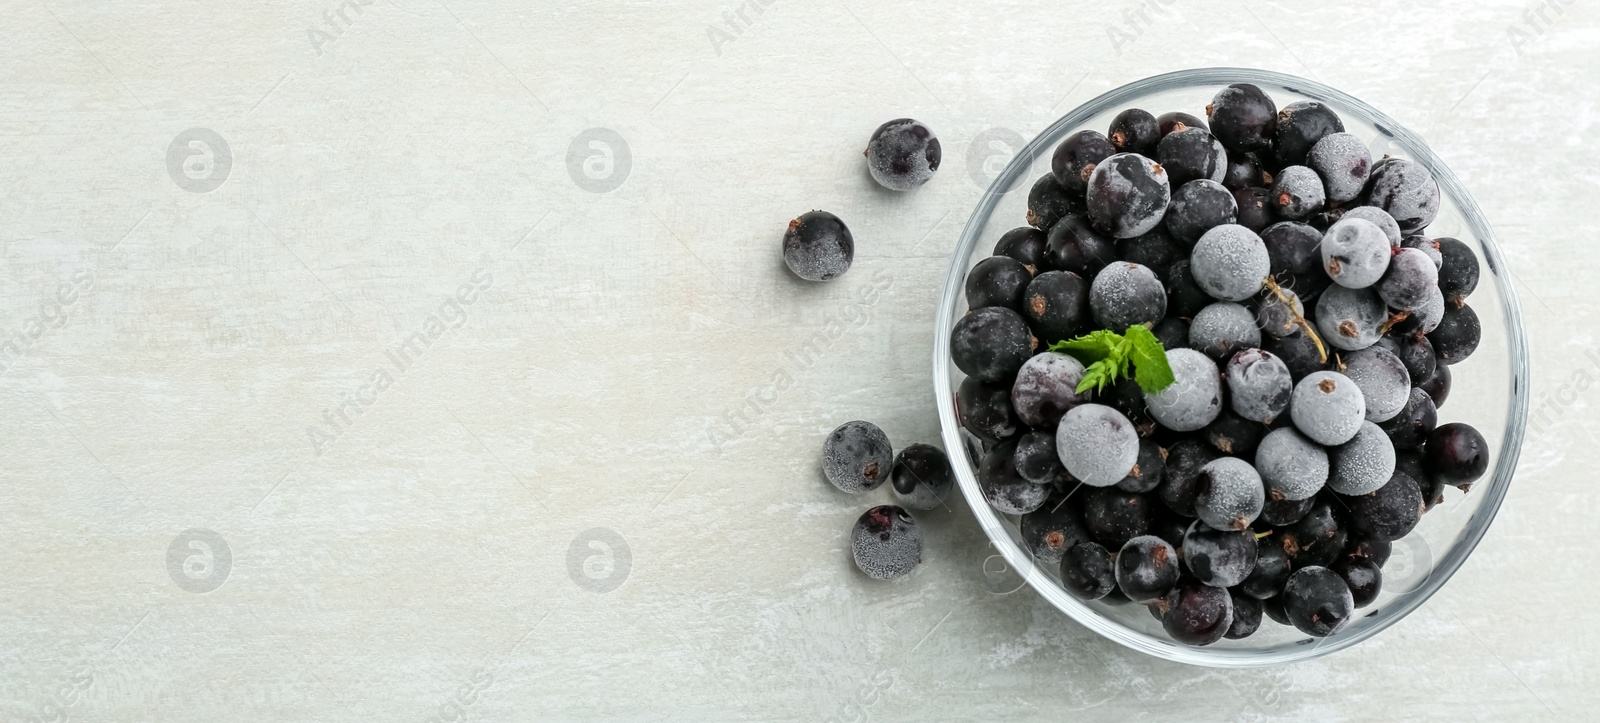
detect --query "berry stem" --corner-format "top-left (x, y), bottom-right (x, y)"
top-left (1262, 276), bottom-right (1328, 363)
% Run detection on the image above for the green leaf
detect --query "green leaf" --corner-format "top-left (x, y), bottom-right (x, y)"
top-left (1075, 359), bottom-right (1119, 395)
top-left (1048, 330), bottom-right (1121, 364)
top-left (1125, 324), bottom-right (1176, 394)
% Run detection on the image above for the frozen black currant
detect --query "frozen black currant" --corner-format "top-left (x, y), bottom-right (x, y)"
top-left (1343, 346), bottom-right (1412, 422)
top-left (1231, 186), bottom-right (1275, 233)
top-left (1378, 332), bottom-right (1437, 383)
top-left (1339, 206), bottom-right (1402, 248)
top-left (1116, 225), bottom-right (1185, 279)
top-left (1240, 535), bottom-right (1293, 599)
top-left (1226, 590), bottom-right (1265, 639)
top-left (1165, 179), bottom-right (1238, 244)
top-left (852, 505), bottom-right (923, 580)
top-left (1090, 261), bottom-right (1168, 330)
top-left (1340, 469), bottom-right (1423, 542)
top-left (966, 255), bottom-right (1033, 312)
top-left (1157, 580), bottom-right (1234, 645)
top-left (1402, 234), bottom-right (1443, 269)
top-left (1059, 541), bottom-right (1117, 600)
top-left (1194, 457), bottom-right (1265, 531)
top-left (1084, 487), bottom-right (1155, 548)
top-left (1260, 494), bottom-right (1317, 526)
top-left (1425, 422), bottom-right (1488, 489)
top-left (1428, 302), bottom-right (1480, 365)
top-left (1306, 132), bottom-right (1371, 204)
top-left (1057, 404), bottom-right (1140, 487)
top-left (1021, 270), bottom-right (1089, 344)
top-left (957, 376), bottom-right (1019, 443)
top-left (1435, 237), bottom-right (1480, 305)
top-left (1274, 101), bottom-right (1344, 167)
top-left (1263, 331), bottom-right (1328, 381)
top-left (1417, 360), bottom-right (1451, 408)
top-left (1261, 221), bottom-right (1322, 279)
top-left (1330, 557), bottom-right (1381, 608)
top-left (1157, 127), bottom-right (1227, 186)
top-left (1276, 500), bottom-right (1347, 570)
top-left (1328, 421), bottom-right (1397, 496)
top-left (1315, 285), bottom-right (1386, 351)
top-left (1190, 225), bottom-right (1270, 301)
top-left (1144, 348), bottom-right (1224, 432)
top-left (1223, 152), bottom-right (1271, 190)
top-left (1156, 111), bottom-right (1208, 138)
top-left (1203, 410), bottom-right (1265, 457)
top-left (866, 119), bottom-right (940, 191)
top-left (1282, 565), bottom-right (1354, 636)
top-left (1255, 427), bottom-right (1328, 502)
top-left (1158, 439), bottom-right (1219, 517)
top-left (1153, 317), bottom-right (1190, 350)
top-left (1014, 430), bottom-right (1068, 485)
top-left (1116, 438), bottom-right (1166, 493)
top-left (1380, 387), bottom-right (1438, 450)
top-left (1012, 351), bottom-right (1089, 428)
top-left (1255, 286), bottom-right (1305, 338)
top-left (952, 306), bottom-right (1034, 382)
top-left (1342, 537), bottom-right (1393, 567)
top-left (1164, 260), bottom-right (1215, 319)
top-left (1045, 214), bottom-right (1117, 276)
top-left (1022, 496), bottom-right (1090, 564)
top-left (994, 226), bottom-right (1051, 273)
top-left (1226, 348), bottom-right (1293, 423)
top-left (1109, 108), bottom-right (1161, 157)
top-left (980, 439), bottom-right (1050, 514)
top-left (1190, 301), bottom-right (1260, 361)
top-left (1207, 83), bottom-right (1277, 155)
top-left (1027, 175), bottom-right (1083, 231)
top-left (1052, 130), bottom-right (1116, 195)
top-left (822, 420), bottom-right (892, 493)
top-left (1290, 370), bottom-right (1366, 445)
top-left (1361, 158), bottom-right (1440, 234)
top-left (1116, 535), bottom-right (1180, 603)
top-left (1086, 152), bottom-right (1171, 238)
top-left (1321, 218), bottom-right (1391, 290)
top-left (1183, 520), bottom-right (1259, 587)
top-left (782, 211), bottom-right (854, 281)
top-left (890, 443), bottom-right (953, 511)
top-left (1270, 166), bottom-right (1325, 221)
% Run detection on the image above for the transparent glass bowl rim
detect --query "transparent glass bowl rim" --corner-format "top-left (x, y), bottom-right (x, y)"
top-left (931, 67), bottom-right (1530, 667)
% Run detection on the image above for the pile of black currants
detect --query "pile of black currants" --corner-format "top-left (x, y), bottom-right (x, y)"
top-left (951, 83), bottom-right (1489, 644)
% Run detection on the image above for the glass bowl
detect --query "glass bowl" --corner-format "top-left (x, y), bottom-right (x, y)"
top-left (933, 68), bottom-right (1529, 667)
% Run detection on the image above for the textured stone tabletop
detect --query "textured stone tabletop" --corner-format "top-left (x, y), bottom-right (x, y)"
top-left (0, 0), bottom-right (1593, 720)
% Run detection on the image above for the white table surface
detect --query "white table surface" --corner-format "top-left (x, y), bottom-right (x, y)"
top-left (1, 0), bottom-right (1593, 719)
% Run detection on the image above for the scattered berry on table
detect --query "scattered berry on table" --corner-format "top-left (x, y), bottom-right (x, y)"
top-left (782, 211), bottom-right (854, 281)
top-left (1090, 261), bottom-right (1168, 330)
top-left (823, 420), bottom-right (893, 493)
top-left (1255, 427), bottom-right (1329, 501)
top-left (1190, 224), bottom-right (1270, 301)
top-left (852, 505), bottom-right (923, 580)
top-left (1116, 535), bottom-right (1181, 603)
top-left (1282, 565), bottom-right (1354, 636)
top-left (951, 306), bottom-right (1034, 382)
top-left (1290, 370), bottom-right (1366, 445)
top-left (1086, 153), bottom-right (1172, 238)
top-left (890, 443), bottom-right (954, 510)
top-left (866, 119), bottom-right (941, 191)
top-left (966, 255), bottom-right (1034, 312)
top-left (1052, 130), bottom-right (1117, 195)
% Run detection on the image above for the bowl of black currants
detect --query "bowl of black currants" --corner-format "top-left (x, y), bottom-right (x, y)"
top-left (934, 68), bottom-right (1528, 666)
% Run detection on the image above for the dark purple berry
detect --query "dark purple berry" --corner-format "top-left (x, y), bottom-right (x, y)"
top-left (1022, 495), bottom-right (1090, 564)
top-left (1046, 215), bottom-right (1116, 276)
top-left (993, 226), bottom-right (1050, 273)
top-left (966, 255), bottom-right (1032, 312)
top-left (1109, 108), bottom-right (1161, 157)
top-left (1342, 537), bottom-right (1393, 567)
top-left (1269, 165), bottom-right (1325, 221)
top-left (782, 211), bottom-right (853, 281)
top-left (1026, 175), bottom-right (1082, 231)
top-left (1207, 83), bottom-right (1277, 155)
top-left (1090, 261), bottom-right (1168, 330)
top-left (1086, 153), bottom-right (1172, 238)
top-left (1116, 535), bottom-right (1180, 603)
top-left (1021, 270), bottom-right (1089, 344)
top-left (1361, 158), bottom-right (1440, 234)
top-left (1156, 111), bottom-right (1208, 138)
top-left (1183, 520), bottom-right (1259, 587)
top-left (1282, 565), bottom-right (1354, 636)
top-left (1223, 152), bottom-right (1271, 190)
top-left (1052, 130), bottom-right (1116, 195)
top-left (1261, 221), bottom-right (1322, 279)
top-left (1011, 351), bottom-right (1089, 428)
top-left (957, 376), bottom-right (1018, 443)
top-left (1276, 499), bottom-right (1347, 569)
top-left (1225, 590), bottom-right (1264, 639)
top-left (1202, 410), bottom-right (1266, 456)
top-left (1157, 127), bottom-right (1227, 186)
top-left (1084, 487), bottom-right (1155, 549)
top-left (1306, 132), bottom-right (1371, 204)
top-left (1380, 387), bottom-right (1437, 449)
top-left (1424, 422), bottom-right (1488, 489)
top-left (1262, 594), bottom-right (1289, 625)
top-left (1157, 439), bottom-right (1218, 517)
top-left (1262, 332), bottom-right (1328, 382)
top-left (1164, 260), bottom-right (1215, 319)
top-left (1231, 186), bottom-right (1275, 232)
top-left (1428, 302), bottom-right (1480, 365)
top-left (979, 438), bottom-right (1050, 514)
top-left (1166, 179), bottom-right (1238, 245)
top-left (1258, 494), bottom-right (1316, 527)
top-left (1435, 237), bottom-right (1480, 305)
top-left (1273, 101), bottom-right (1344, 167)
top-left (1240, 534), bottom-right (1292, 599)
top-left (1153, 317), bottom-right (1190, 351)
top-left (951, 306), bottom-right (1034, 383)
top-left (1378, 333), bottom-right (1437, 383)
top-left (1116, 225), bottom-right (1185, 279)
top-left (1417, 361), bottom-right (1451, 407)
top-left (1014, 430), bottom-right (1068, 485)
top-left (866, 119), bottom-right (940, 191)
top-left (851, 505), bottom-right (922, 580)
top-left (1156, 580), bottom-right (1234, 645)
top-left (1330, 557), bottom-right (1381, 608)
top-left (1059, 541), bottom-right (1116, 600)
top-left (1340, 470), bottom-right (1423, 542)
top-left (1116, 438), bottom-right (1166, 493)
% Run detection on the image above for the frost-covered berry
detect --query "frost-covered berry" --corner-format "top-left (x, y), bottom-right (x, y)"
top-left (1261, 221), bottom-right (1323, 278)
top-left (980, 439), bottom-right (1050, 514)
top-left (1013, 431), bottom-right (1067, 485)
top-left (1086, 152), bottom-right (1172, 238)
top-left (1183, 520), bottom-right (1259, 587)
top-left (1157, 127), bottom-right (1227, 186)
top-left (851, 505), bottom-right (922, 580)
top-left (1291, 371), bottom-right (1366, 446)
top-left (1342, 470), bottom-right (1423, 542)
top-left (1194, 457), bottom-right (1265, 531)
top-left (1165, 179), bottom-right (1238, 244)
top-left (1306, 132), bottom-right (1370, 204)
top-left (1315, 285), bottom-right (1386, 351)
top-left (1255, 287), bottom-right (1304, 338)
top-left (1274, 101), bottom-right (1344, 167)
top-left (1402, 234), bottom-right (1443, 269)
top-left (1056, 404), bottom-right (1140, 487)
top-left (1090, 261), bottom-right (1167, 330)
top-left (1321, 218), bottom-right (1391, 289)
top-left (1270, 165), bottom-right (1325, 221)
top-left (890, 443), bottom-right (954, 510)
top-left (1363, 158), bottom-right (1440, 234)
top-left (952, 306), bottom-right (1034, 382)
top-left (1117, 438), bottom-right (1166, 493)
top-left (783, 211), bottom-right (854, 281)
top-left (1191, 225), bottom-right (1270, 301)
top-left (1255, 427), bottom-right (1328, 501)
top-left (866, 119), bottom-right (941, 192)
top-left (1144, 348), bottom-right (1223, 432)
top-left (1226, 348), bottom-right (1292, 423)
top-left (1190, 302), bottom-right (1261, 361)
top-left (1411, 287), bottom-right (1446, 335)
top-left (1328, 421), bottom-right (1397, 495)
top-left (823, 421), bottom-right (893, 493)
top-left (1377, 247), bottom-right (1440, 311)
top-left (1116, 535), bottom-right (1181, 603)
top-left (1011, 352), bottom-right (1089, 428)
top-left (1342, 346), bottom-right (1412, 422)
top-left (1339, 206), bottom-right (1402, 248)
